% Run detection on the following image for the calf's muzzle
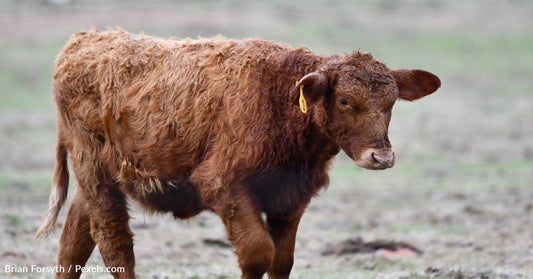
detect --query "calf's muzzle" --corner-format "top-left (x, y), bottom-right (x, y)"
top-left (355, 148), bottom-right (395, 170)
top-left (372, 149), bottom-right (395, 168)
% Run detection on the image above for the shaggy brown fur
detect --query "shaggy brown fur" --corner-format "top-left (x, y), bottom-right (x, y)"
top-left (36, 29), bottom-right (440, 279)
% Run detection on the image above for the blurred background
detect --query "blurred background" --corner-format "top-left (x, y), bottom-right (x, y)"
top-left (1, 0), bottom-right (532, 278)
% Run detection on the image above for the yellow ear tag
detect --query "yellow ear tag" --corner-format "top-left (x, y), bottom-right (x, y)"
top-left (299, 84), bottom-right (307, 114)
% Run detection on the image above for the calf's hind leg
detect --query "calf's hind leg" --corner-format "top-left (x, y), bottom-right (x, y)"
top-left (56, 191), bottom-right (95, 279)
top-left (87, 183), bottom-right (136, 279)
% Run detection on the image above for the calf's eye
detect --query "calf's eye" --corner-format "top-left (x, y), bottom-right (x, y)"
top-left (339, 99), bottom-right (348, 106)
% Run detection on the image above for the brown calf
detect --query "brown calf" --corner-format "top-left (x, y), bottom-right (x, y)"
top-left (36, 29), bottom-right (440, 279)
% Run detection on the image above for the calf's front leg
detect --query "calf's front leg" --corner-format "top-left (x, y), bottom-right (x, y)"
top-left (266, 211), bottom-right (303, 279)
top-left (214, 194), bottom-right (276, 279)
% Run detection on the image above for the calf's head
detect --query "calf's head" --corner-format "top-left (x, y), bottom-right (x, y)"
top-left (291, 52), bottom-right (440, 170)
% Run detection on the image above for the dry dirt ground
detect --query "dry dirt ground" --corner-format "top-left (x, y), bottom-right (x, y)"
top-left (0, 1), bottom-right (532, 278)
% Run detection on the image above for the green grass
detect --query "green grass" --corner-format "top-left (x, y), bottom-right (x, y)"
top-left (329, 154), bottom-right (533, 193)
top-left (291, 256), bottom-right (419, 279)
top-left (0, 40), bottom-right (61, 111)
top-left (370, 32), bottom-right (533, 76)
top-left (0, 174), bottom-right (10, 189)
top-left (0, 172), bottom-right (53, 190)
top-left (453, 160), bottom-right (533, 173)
top-left (3, 213), bottom-right (21, 225)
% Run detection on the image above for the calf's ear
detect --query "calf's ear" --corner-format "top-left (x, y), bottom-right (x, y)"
top-left (290, 72), bottom-right (328, 107)
top-left (392, 69), bottom-right (441, 101)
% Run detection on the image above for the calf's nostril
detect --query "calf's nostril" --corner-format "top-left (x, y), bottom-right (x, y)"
top-left (372, 152), bottom-right (383, 163)
top-left (372, 151), bottom-right (394, 164)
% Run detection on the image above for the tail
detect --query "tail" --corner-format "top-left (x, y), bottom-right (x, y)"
top-left (35, 141), bottom-right (70, 238)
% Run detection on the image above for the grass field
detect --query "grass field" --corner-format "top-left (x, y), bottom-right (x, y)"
top-left (0, 1), bottom-right (532, 278)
